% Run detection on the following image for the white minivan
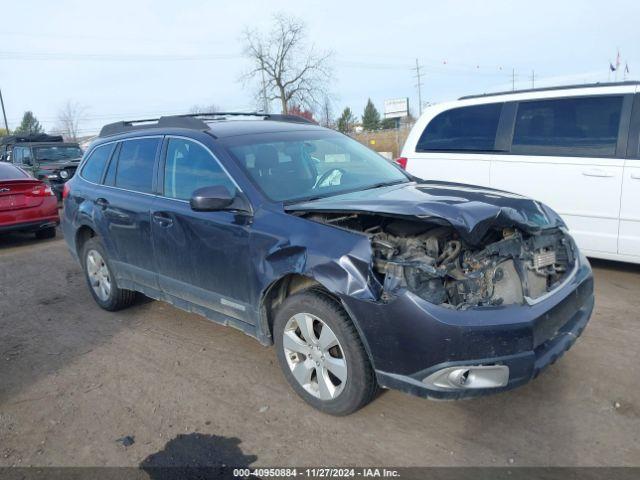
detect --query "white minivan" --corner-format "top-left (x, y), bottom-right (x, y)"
top-left (400, 81), bottom-right (640, 264)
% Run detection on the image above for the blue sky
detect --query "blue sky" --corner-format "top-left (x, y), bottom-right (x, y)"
top-left (0, 0), bottom-right (638, 135)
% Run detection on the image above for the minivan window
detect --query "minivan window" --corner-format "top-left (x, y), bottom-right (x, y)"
top-left (163, 138), bottom-right (236, 200)
top-left (416, 103), bottom-right (503, 152)
top-left (81, 144), bottom-right (113, 184)
top-left (512, 95), bottom-right (623, 156)
top-left (114, 138), bottom-right (160, 194)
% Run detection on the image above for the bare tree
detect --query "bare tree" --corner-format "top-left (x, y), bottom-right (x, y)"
top-left (319, 95), bottom-right (334, 128)
top-left (242, 14), bottom-right (333, 114)
top-left (189, 103), bottom-right (223, 114)
top-left (57, 100), bottom-right (86, 141)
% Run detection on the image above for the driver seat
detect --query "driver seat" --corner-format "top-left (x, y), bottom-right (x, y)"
top-left (254, 145), bottom-right (313, 199)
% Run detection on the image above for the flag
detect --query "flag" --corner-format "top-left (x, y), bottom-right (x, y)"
top-left (610, 62), bottom-right (617, 72)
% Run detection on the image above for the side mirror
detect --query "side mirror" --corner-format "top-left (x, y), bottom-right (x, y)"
top-left (190, 185), bottom-right (248, 212)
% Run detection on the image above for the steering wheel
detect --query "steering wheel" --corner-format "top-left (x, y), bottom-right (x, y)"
top-left (315, 168), bottom-right (346, 189)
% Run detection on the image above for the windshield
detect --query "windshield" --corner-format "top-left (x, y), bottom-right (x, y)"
top-left (34, 146), bottom-right (83, 162)
top-left (224, 130), bottom-right (408, 203)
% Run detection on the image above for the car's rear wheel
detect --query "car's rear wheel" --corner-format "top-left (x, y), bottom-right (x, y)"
top-left (35, 227), bottom-right (56, 239)
top-left (82, 237), bottom-right (136, 311)
top-left (274, 291), bottom-right (377, 415)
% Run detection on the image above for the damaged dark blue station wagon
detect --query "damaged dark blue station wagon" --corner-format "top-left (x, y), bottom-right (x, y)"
top-left (62, 113), bottom-right (594, 415)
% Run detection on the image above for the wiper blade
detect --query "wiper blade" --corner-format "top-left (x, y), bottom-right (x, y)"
top-left (285, 180), bottom-right (409, 205)
top-left (284, 195), bottom-right (326, 205)
top-left (361, 179), bottom-right (408, 191)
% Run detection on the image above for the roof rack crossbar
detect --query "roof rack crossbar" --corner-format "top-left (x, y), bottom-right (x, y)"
top-left (458, 80), bottom-right (640, 101)
top-left (99, 112), bottom-right (315, 137)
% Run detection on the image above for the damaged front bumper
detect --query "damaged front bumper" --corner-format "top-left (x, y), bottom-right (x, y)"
top-left (340, 252), bottom-right (594, 400)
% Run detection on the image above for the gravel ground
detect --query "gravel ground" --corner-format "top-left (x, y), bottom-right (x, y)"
top-left (0, 228), bottom-right (639, 468)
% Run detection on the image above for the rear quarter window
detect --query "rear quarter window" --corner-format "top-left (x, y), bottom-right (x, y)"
top-left (416, 103), bottom-right (503, 152)
top-left (81, 144), bottom-right (114, 184)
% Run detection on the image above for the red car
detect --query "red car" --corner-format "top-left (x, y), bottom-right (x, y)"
top-left (0, 162), bottom-right (59, 239)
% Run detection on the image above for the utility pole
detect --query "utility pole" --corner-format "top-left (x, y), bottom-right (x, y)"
top-left (413, 58), bottom-right (424, 115)
top-left (512, 68), bottom-right (516, 91)
top-left (0, 88), bottom-right (8, 133)
top-left (530, 70), bottom-right (536, 88)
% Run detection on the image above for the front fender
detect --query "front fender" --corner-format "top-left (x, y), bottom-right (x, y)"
top-left (252, 209), bottom-right (382, 344)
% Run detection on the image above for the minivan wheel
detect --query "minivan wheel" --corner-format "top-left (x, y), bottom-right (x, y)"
top-left (82, 237), bottom-right (136, 311)
top-left (274, 291), bottom-right (377, 415)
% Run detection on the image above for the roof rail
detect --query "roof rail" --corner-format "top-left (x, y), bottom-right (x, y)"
top-left (458, 80), bottom-right (640, 100)
top-left (98, 112), bottom-right (315, 137)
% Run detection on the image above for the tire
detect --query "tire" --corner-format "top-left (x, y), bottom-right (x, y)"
top-left (81, 237), bottom-right (137, 311)
top-left (274, 290), bottom-right (377, 415)
top-left (35, 227), bottom-right (56, 239)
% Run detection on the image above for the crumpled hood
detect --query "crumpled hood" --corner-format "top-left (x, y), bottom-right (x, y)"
top-left (285, 181), bottom-right (564, 245)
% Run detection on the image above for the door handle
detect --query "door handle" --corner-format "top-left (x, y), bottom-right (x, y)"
top-left (95, 198), bottom-right (109, 209)
top-left (152, 212), bottom-right (173, 227)
top-left (631, 172), bottom-right (640, 180)
top-left (582, 168), bottom-right (614, 178)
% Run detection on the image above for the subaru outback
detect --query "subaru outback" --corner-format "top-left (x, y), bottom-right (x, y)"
top-left (62, 113), bottom-right (594, 415)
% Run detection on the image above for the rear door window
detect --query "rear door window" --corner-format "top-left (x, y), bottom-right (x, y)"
top-left (81, 144), bottom-right (113, 184)
top-left (114, 138), bottom-right (160, 194)
top-left (512, 95), bottom-right (624, 157)
top-left (416, 103), bottom-right (503, 152)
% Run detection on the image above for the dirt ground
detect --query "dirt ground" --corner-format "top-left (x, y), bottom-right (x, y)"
top-left (1, 228), bottom-right (639, 468)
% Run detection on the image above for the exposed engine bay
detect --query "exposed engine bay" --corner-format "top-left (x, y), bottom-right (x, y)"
top-left (303, 213), bottom-right (576, 309)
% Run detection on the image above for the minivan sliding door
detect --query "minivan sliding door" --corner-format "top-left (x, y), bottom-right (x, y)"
top-left (490, 94), bottom-right (632, 255)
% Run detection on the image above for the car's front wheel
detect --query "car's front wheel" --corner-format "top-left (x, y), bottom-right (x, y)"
top-left (274, 291), bottom-right (377, 415)
top-left (81, 237), bottom-right (137, 311)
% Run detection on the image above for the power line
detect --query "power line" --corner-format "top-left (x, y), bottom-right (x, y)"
top-left (0, 49), bottom-right (533, 78)
top-left (0, 51), bottom-right (239, 62)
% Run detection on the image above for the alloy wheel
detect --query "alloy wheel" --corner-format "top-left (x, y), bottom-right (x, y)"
top-left (86, 249), bottom-right (112, 302)
top-left (282, 312), bottom-right (348, 400)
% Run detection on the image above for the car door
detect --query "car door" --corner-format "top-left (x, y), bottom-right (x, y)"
top-left (98, 136), bottom-right (161, 290)
top-left (151, 136), bottom-right (254, 324)
top-left (490, 94), bottom-right (630, 255)
top-left (619, 93), bottom-right (640, 259)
